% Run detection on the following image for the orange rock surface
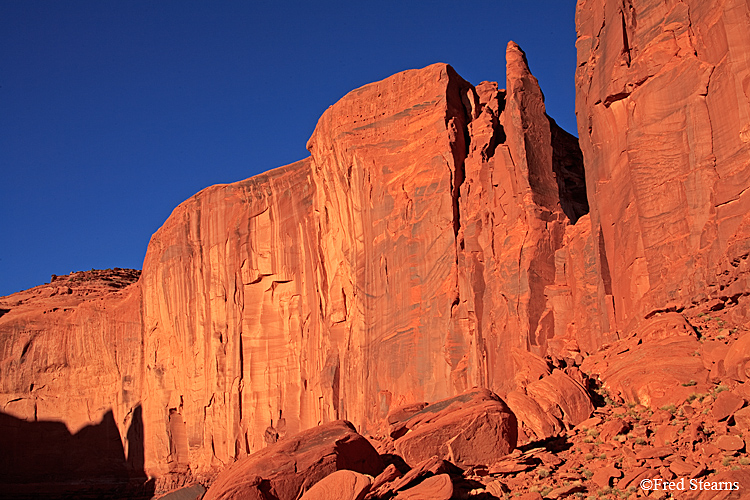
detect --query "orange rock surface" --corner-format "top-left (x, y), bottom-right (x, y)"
top-left (575, 0), bottom-right (750, 331)
top-left (389, 388), bottom-right (517, 467)
top-left (0, 269), bottom-right (142, 434)
top-left (0, 270), bottom-right (150, 496)
top-left (1, 44), bottom-right (593, 482)
top-left (298, 469), bottom-right (372, 500)
top-left (203, 420), bottom-right (381, 500)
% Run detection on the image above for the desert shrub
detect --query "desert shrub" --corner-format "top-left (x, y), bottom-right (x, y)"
top-left (660, 404), bottom-right (676, 414)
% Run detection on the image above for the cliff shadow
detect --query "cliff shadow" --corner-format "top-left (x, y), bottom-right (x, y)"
top-left (549, 116), bottom-right (589, 224)
top-left (0, 405), bottom-right (154, 499)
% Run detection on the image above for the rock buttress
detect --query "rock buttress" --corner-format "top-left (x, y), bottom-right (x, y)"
top-left (140, 56), bottom-right (593, 472)
top-left (0, 271), bottom-right (146, 490)
top-left (140, 158), bottom-right (325, 475)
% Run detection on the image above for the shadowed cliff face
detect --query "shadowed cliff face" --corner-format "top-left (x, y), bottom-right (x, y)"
top-left (0, 271), bottom-right (152, 496)
top-left (0, 407), bottom-right (154, 499)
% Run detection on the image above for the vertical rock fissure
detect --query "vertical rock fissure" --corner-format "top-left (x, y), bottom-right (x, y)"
top-left (452, 149), bottom-right (467, 244)
top-left (448, 109), bottom-right (469, 244)
top-left (446, 66), bottom-right (473, 244)
top-left (550, 118), bottom-right (590, 223)
top-left (598, 229), bottom-right (613, 297)
top-left (237, 330), bottom-right (244, 424)
top-left (620, 9), bottom-right (632, 67)
top-left (701, 66), bottom-right (718, 181)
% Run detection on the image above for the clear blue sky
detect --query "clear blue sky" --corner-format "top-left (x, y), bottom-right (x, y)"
top-left (0, 1), bottom-right (579, 297)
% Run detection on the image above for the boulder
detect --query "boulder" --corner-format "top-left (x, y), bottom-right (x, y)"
top-left (599, 418), bottom-right (629, 442)
top-left (685, 469), bottom-right (750, 500)
top-left (590, 333), bottom-right (710, 408)
top-left (714, 435), bottom-right (744, 452)
top-left (712, 391), bottom-right (745, 422)
top-left (203, 421), bottom-right (382, 500)
top-left (506, 368), bottom-right (593, 443)
top-left (392, 389), bottom-right (517, 467)
top-left (367, 456), bottom-right (458, 500)
top-left (154, 483), bottom-right (209, 500)
top-left (724, 334), bottom-right (750, 382)
top-left (592, 466), bottom-right (621, 489)
top-left (299, 470), bottom-right (372, 500)
top-left (392, 474), bottom-right (453, 500)
top-left (733, 405), bottom-right (750, 432)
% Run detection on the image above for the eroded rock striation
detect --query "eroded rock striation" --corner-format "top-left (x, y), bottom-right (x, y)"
top-left (575, 0), bottom-right (750, 331)
top-left (0, 269), bottom-right (149, 497)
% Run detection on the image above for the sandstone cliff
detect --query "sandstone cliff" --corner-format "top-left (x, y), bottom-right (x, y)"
top-left (575, 0), bottom-right (750, 331)
top-left (136, 47), bottom-right (592, 475)
top-left (1, 43), bottom-right (592, 482)
top-left (0, 270), bottom-right (148, 496)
